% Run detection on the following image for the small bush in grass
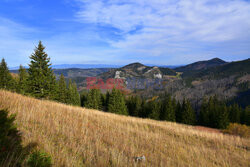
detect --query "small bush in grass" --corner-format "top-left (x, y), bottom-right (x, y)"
top-left (223, 123), bottom-right (250, 138)
top-left (27, 150), bottom-right (52, 167)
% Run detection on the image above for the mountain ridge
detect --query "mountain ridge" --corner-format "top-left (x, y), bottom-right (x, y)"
top-left (175, 57), bottom-right (227, 72)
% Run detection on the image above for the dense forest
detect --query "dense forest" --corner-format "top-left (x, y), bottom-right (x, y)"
top-left (0, 41), bottom-right (249, 130)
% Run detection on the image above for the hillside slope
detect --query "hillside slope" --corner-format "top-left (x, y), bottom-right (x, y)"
top-left (175, 58), bottom-right (227, 72)
top-left (99, 62), bottom-right (177, 80)
top-left (0, 90), bottom-right (249, 167)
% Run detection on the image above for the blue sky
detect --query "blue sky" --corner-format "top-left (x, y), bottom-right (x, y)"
top-left (0, 0), bottom-right (250, 67)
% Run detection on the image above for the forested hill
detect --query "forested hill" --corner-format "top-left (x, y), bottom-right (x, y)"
top-left (175, 58), bottom-right (227, 72)
top-left (181, 58), bottom-right (250, 79)
top-left (98, 62), bottom-right (177, 80)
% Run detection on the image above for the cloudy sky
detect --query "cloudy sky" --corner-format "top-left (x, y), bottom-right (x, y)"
top-left (0, 0), bottom-right (250, 67)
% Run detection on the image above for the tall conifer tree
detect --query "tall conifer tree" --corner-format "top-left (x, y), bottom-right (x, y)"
top-left (17, 65), bottom-right (28, 94)
top-left (229, 103), bottom-right (241, 123)
top-left (0, 58), bottom-right (15, 90)
top-left (181, 99), bottom-right (196, 125)
top-left (148, 100), bottom-right (161, 120)
top-left (66, 79), bottom-right (74, 104)
top-left (58, 74), bottom-right (67, 103)
top-left (85, 89), bottom-right (102, 109)
top-left (126, 96), bottom-right (142, 117)
top-left (108, 88), bottom-right (128, 115)
top-left (199, 98), bottom-right (210, 126)
top-left (175, 101), bottom-right (182, 123)
top-left (160, 95), bottom-right (175, 121)
top-left (27, 41), bottom-right (56, 99)
top-left (72, 82), bottom-right (80, 106)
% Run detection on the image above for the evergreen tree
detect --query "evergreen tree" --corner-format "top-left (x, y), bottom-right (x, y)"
top-left (160, 95), bottom-right (175, 121)
top-left (57, 74), bottom-right (67, 103)
top-left (181, 99), bottom-right (196, 125)
top-left (148, 100), bottom-right (161, 120)
top-left (85, 89), bottom-right (102, 109)
top-left (241, 106), bottom-right (250, 126)
top-left (126, 96), bottom-right (142, 117)
top-left (175, 101), bottom-right (182, 123)
top-left (66, 79), bottom-right (74, 105)
top-left (17, 65), bottom-right (28, 94)
top-left (108, 88), bottom-right (128, 115)
top-left (72, 82), bottom-right (80, 106)
top-left (104, 91), bottom-right (110, 111)
top-left (172, 97), bottom-right (177, 114)
top-left (80, 91), bottom-right (88, 107)
top-left (66, 79), bottom-right (80, 105)
top-left (101, 93), bottom-right (107, 111)
top-left (205, 96), bottom-right (229, 129)
top-left (216, 103), bottom-right (229, 129)
top-left (27, 41), bottom-right (56, 99)
top-left (199, 98), bottom-right (210, 126)
top-left (139, 99), bottom-right (148, 118)
top-left (0, 58), bottom-right (15, 90)
top-left (228, 103), bottom-right (241, 123)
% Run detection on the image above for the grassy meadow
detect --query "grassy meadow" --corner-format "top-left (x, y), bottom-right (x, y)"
top-left (0, 90), bottom-right (249, 167)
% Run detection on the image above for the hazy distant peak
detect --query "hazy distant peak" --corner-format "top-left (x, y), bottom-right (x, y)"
top-left (175, 57), bottom-right (227, 72)
top-left (122, 62), bottom-right (145, 69)
top-left (209, 58), bottom-right (227, 63)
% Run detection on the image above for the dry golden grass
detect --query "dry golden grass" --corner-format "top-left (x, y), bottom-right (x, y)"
top-left (0, 90), bottom-right (249, 167)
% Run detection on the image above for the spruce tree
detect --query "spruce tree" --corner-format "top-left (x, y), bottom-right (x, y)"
top-left (148, 100), bottom-right (161, 120)
top-left (206, 96), bottom-right (229, 129)
top-left (199, 98), bottom-right (210, 126)
top-left (172, 97), bottom-right (177, 114)
top-left (108, 88), bottom-right (128, 115)
top-left (229, 103), bottom-right (241, 123)
top-left (0, 58), bottom-right (15, 90)
top-left (104, 91), bottom-right (110, 111)
top-left (160, 95), bottom-right (175, 121)
top-left (126, 96), bottom-right (142, 117)
top-left (85, 89), bottom-right (102, 109)
top-left (175, 101), bottom-right (182, 123)
top-left (181, 99), bottom-right (196, 125)
top-left (80, 91), bottom-right (88, 107)
top-left (72, 82), bottom-right (80, 106)
top-left (66, 79), bottom-right (74, 105)
top-left (58, 74), bottom-right (67, 103)
top-left (216, 103), bottom-right (229, 129)
top-left (17, 65), bottom-right (28, 94)
top-left (101, 93), bottom-right (107, 110)
top-left (27, 41), bottom-right (56, 99)
top-left (241, 106), bottom-right (250, 126)
top-left (139, 99), bottom-right (148, 118)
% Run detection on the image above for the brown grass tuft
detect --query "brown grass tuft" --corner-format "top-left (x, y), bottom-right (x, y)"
top-left (0, 90), bottom-right (249, 167)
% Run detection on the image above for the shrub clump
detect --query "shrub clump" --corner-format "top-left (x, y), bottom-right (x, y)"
top-left (27, 150), bottom-right (52, 167)
top-left (223, 123), bottom-right (250, 138)
top-left (0, 109), bottom-right (23, 166)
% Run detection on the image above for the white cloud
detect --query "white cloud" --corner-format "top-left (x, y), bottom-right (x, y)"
top-left (76, 0), bottom-right (250, 61)
top-left (0, 17), bottom-right (37, 67)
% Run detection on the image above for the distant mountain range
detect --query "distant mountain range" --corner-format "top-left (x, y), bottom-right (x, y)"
top-left (10, 58), bottom-right (250, 107)
top-left (9, 64), bottom-right (182, 70)
top-left (95, 58), bottom-right (249, 107)
top-left (9, 64), bottom-right (123, 70)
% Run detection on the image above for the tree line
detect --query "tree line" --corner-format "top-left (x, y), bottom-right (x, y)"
top-left (81, 88), bottom-right (250, 129)
top-left (0, 41), bottom-right (80, 106)
top-left (0, 41), bottom-right (249, 130)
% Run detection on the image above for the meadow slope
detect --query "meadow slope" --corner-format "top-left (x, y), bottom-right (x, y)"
top-left (0, 90), bottom-right (249, 167)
